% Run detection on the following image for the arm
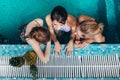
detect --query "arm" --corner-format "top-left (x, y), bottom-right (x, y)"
top-left (25, 18), bottom-right (43, 36)
top-left (45, 14), bottom-right (58, 43)
top-left (26, 39), bottom-right (51, 63)
top-left (74, 34), bottom-right (105, 49)
top-left (78, 15), bottom-right (95, 23)
top-left (68, 14), bottom-right (77, 43)
top-left (65, 15), bottom-right (77, 56)
top-left (46, 14), bottom-right (61, 55)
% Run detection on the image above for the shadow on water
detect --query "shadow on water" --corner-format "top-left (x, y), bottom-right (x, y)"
top-left (97, 0), bottom-right (108, 43)
top-left (102, 0), bottom-right (120, 43)
top-left (0, 34), bottom-right (9, 44)
top-left (114, 0), bottom-right (120, 42)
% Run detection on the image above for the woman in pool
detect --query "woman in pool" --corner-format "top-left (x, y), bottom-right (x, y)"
top-left (46, 6), bottom-right (77, 56)
top-left (19, 18), bottom-right (51, 63)
top-left (74, 15), bottom-right (105, 49)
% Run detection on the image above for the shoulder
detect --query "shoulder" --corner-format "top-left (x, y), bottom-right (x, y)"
top-left (94, 33), bottom-right (105, 43)
top-left (34, 18), bottom-right (43, 23)
top-left (34, 18), bottom-right (43, 26)
top-left (27, 18), bottom-right (43, 27)
top-left (45, 14), bottom-right (51, 22)
top-left (67, 14), bottom-right (77, 26)
top-left (45, 14), bottom-right (53, 28)
top-left (78, 15), bottom-right (95, 23)
top-left (68, 14), bottom-right (76, 21)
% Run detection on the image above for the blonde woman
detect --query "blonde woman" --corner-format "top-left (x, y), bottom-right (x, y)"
top-left (74, 15), bottom-right (105, 49)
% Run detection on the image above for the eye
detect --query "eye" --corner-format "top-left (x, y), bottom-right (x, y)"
top-left (53, 24), bottom-right (57, 26)
top-left (81, 35), bottom-right (85, 38)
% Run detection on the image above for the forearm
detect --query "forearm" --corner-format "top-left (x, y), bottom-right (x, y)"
top-left (44, 41), bottom-right (51, 58)
top-left (69, 32), bottom-right (75, 43)
top-left (51, 33), bottom-right (58, 43)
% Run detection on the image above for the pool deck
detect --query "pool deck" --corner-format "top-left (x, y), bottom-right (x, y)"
top-left (0, 44), bottom-right (120, 80)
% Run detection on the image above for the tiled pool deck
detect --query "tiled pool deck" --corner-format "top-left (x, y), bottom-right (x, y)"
top-left (0, 44), bottom-right (120, 80)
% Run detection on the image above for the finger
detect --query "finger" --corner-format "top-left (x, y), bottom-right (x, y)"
top-left (60, 48), bottom-right (62, 51)
top-left (66, 49), bottom-right (69, 55)
top-left (55, 52), bottom-right (59, 57)
top-left (68, 51), bottom-right (72, 56)
top-left (67, 51), bottom-right (70, 56)
top-left (53, 48), bottom-right (56, 52)
top-left (75, 41), bottom-right (80, 44)
top-left (54, 51), bottom-right (58, 55)
top-left (58, 51), bottom-right (61, 55)
top-left (75, 44), bottom-right (80, 49)
top-left (82, 42), bottom-right (88, 48)
top-left (64, 46), bottom-right (67, 50)
top-left (67, 50), bottom-right (72, 56)
top-left (78, 45), bottom-right (82, 49)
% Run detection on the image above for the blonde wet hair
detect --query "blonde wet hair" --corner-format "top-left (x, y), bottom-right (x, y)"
top-left (79, 20), bottom-right (104, 38)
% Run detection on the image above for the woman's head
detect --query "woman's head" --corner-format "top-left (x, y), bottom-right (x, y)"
top-left (29, 27), bottom-right (50, 44)
top-left (51, 6), bottom-right (67, 30)
top-left (76, 20), bottom-right (104, 38)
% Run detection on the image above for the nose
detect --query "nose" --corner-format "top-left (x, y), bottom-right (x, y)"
top-left (74, 32), bottom-right (77, 35)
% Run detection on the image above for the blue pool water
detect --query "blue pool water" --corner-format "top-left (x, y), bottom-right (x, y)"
top-left (0, 0), bottom-right (120, 43)
top-left (0, 0), bottom-right (120, 80)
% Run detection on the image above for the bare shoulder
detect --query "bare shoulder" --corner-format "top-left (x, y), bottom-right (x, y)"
top-left (34, 18), bottom-right (43, 23)
top-left (67, 14), bottom-right (77, 26)
top-left (68, 14), bottom-right (76, 21)
top-left (94, 33), bottom-right (105, 43)
top-left (78, 15), bottom-right (91, 19)
top-left (46, 14), bottom-right (52, 23)
top-left (78, 15), bottom-right (95, 22)
top-left (45, 14), bottom-right (53, 29)
top-left (46, 14), bottom-right (50, 20)
top-left (34, 18), bottom-right (43, 26)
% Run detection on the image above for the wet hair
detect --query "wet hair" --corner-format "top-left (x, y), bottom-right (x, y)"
top-left (78, 20), bottom-right (104, 38)
top-left (28, 27), bottom-right (50, 44)
top-left (51, 6), bottom-right (67, 24)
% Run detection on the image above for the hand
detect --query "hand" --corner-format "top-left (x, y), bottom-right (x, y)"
top-left (54, 41), bottom-right (62, 56)
top-left (42, 57), bottom-right (49, 64)
top-left (65, 41), bottom-right (73, 56)
top-left (74, 39), bottom-right (92, 49)
top-left (74, 40), bottom-right (81, 49)
top-left (78, 41), bottom-right (90, 48)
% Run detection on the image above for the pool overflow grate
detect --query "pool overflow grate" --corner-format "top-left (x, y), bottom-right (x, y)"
top-left (0, 55), bottom-right (120, 78)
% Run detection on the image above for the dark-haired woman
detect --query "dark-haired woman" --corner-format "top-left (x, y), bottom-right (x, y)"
top-left (46, 6), bottom-right (77, 56)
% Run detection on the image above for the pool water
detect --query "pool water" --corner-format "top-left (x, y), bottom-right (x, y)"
top-left (0, 0), bottom-right (120, 80)
top-left (0, 0), bottom-right (120, 43)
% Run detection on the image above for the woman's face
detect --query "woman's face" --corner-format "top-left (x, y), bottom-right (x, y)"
top-left (75, 26), bottom-right (86, 38)
top-left (52, 20), bottom-right (64, 30)
top-left (75, 26), bottom-right (94, 39)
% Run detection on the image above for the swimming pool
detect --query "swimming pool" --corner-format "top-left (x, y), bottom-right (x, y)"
top-left (0, 0), bottom-right (120, 80)
top-left (0, 0), bottom-right (120, 43)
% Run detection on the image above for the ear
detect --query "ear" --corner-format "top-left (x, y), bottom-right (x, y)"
top-left (98, 23), bottom-right (104, 32)
top-left (91, 18), bottom-right (95, 21)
